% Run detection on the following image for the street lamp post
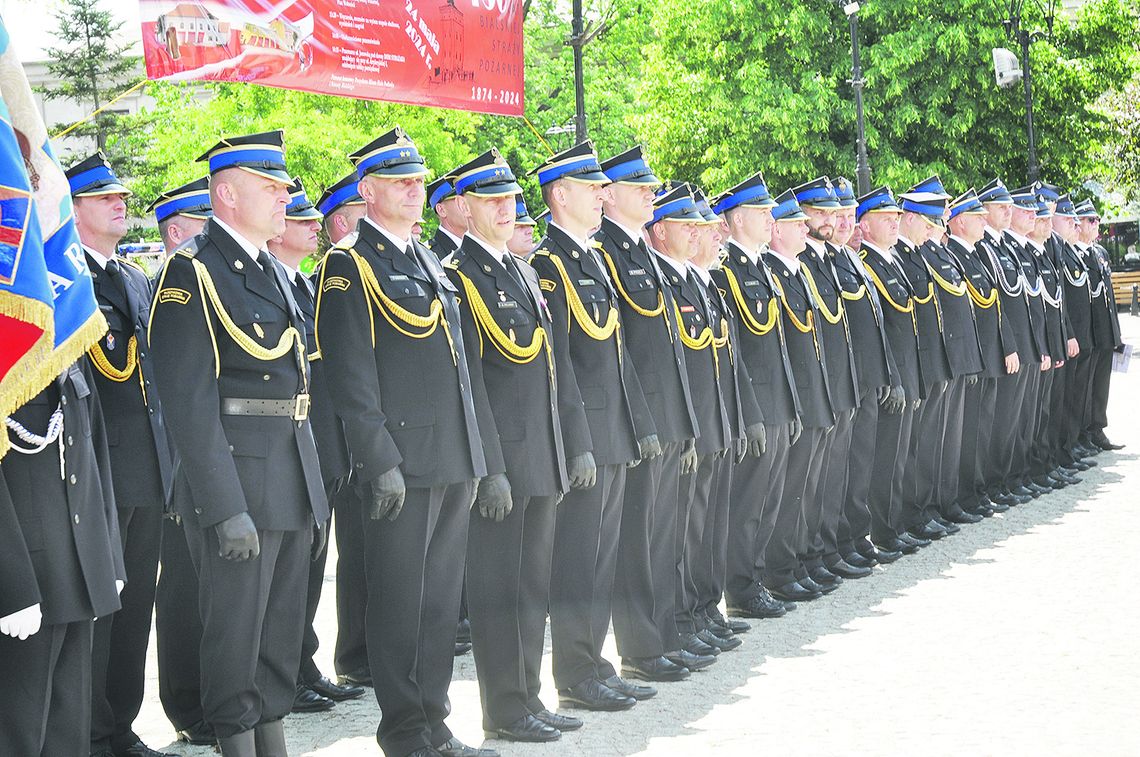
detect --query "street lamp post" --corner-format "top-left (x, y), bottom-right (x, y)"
top-left (840, 1), bottom-right (872, 195)
top-left (571, 0), bottom-right (587, 143)
top-left (1001, 0), bottom-right (1056, 183)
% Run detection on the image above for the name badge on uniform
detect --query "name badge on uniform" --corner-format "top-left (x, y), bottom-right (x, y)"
top-left (680, 305), bottom-right (696, 313)
top-left (497, 300), bottom-right (518, 309)
top-left (389, 274), bottom-right (409, 281)
top-left (628, 268), bottom-right (646, 276)
top-left (745, 279), bottom-right (761, 286)
top-left (578, 278), bottom-right (595, 287)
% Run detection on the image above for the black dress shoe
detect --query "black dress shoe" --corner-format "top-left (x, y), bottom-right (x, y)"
top-left (603, 674), bottom-right (657, 700)
top-left (1092, 433), bottom-right (1124, 451)
top-left (306, 675), bottom-right (365, 701)
top-left (622, 655), bottom-right (691, 682)
top-left (485, 714), bottom-right (560, 743)
top-left (728, 593), bottom-right (787, 619)
top-left (456, 617), bottom-right (472, 644)
top-left (800, 575), bottom-right (839, 595)
top-left (680, 632), bottom-right (720, 656)
top-left (534, 709), bottom-right (582, 731)
top-left (877, 536), bottom-right (916, 554)
top-left (769, 581), bottom-right (822, 602)
top-left (114, 740), bottom-right (175, 757)
top-left (293, 684), bottom-right (335, 713)
top-left (557, 678), bottom-right (636, 711)
top-left (844, 551), bottom-right (876, 569)
top-left (664, 647), bottom-right (717, 671)
top-left (909, 521), bottom-right (947, 541)
top-left (872, 545), bottom-right (903, 562)
top-left (808, 565), bottom-right (842, 586)
top-left (933, 517), bottom-right (961, 534)
top-left (438, 736), bottom-right (499, 757)
top-left (455, 641), bottom-right (473, 656)
top-left (1034, 475), bottom-right (1065, 490)
top-left (1011, 484), bottom-right (1036, 498)
top-left (706, 605), bottom-right (751, 634)
top-left (337, 668), bottom-right (373, 688)
top-left (945, 509), bottom-right (983, 524)
top-left (1051, 469), bottom-right (1081, 484)
top-left (175, 720), bottom-right (215, 746)
top-left (696, 628), bottom-right (742, 652)
top-left (828, 559), bottom-right (873, 579)
top-left (898, 531), bottom-right (931, 548)
top-left (700, 611), bottom-right (736, 640)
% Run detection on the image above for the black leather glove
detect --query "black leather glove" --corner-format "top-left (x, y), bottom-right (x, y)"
top-left (568, 451), bottom-right (597, 489)
top-left (680, 438), bottom-right (698, 475)
top-left (965, 373), bottom-right (980, 386)
top-left (475, 473), bottom-right (513, 522)
top-left (745, 422), bottom-right (767, 457)
top-left (215, 512), bottom-right (259, 561)
top-left (367, 466), bottom-right (406, 521)
top-left (312, 518), bottom-right (328, 561)
top-left (788, 418), bottom-right (803, 445)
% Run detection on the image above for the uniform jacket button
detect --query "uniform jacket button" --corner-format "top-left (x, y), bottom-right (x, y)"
top-left (74, 514), bottom-right (80, 524)
top-left (69, 473), bottom-right (77, 485)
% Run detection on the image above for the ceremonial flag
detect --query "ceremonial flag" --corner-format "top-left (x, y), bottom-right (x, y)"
top-left (0, 16), bottom-right (107, 459)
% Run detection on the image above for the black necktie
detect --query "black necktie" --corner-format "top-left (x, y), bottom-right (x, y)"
top-left (104, 257), bottom-right (137, 317)
top-left (293, 272), bottom-right (315, 308)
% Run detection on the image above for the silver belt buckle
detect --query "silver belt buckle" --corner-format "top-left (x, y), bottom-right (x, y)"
top-left (293, 394), bottom-right (310, 421)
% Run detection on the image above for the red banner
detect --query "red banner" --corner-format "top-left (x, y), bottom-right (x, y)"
top-left (139, 0), bottom-right (524, 116)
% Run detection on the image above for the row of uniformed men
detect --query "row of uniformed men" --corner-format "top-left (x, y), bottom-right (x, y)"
top-left (0, 126), bottom-right (1121, 757)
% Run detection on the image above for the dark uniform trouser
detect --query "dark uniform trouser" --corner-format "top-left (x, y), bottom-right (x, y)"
top-left (959, 376), bottom-right (999, 509)
top-left (299, 485), bottom-right (336, 685)
top-left (763, 427), bottom-right (825, 588)
top-left (550, 463), bottom-right (626, 688)
top-left (365, 481), bottom-right (473, 757)
top-left (675, 453), bottom-right (718, 636)
top-left (1046, 363), bottom-right (1069, 467)
top-left (1062, 354), bottom-right (1093, 461)
top-left (185, 526), bottom-right (310, 739)
top-left (91, 505), bottom-right (163, 752)
top-left (1029, 368), bottom-right (1056, 477)
top-left (467, 493), bottom-right (557, 729)
top-left (869, 403), bottom-right (914, 544)
top-left (993, 367), bottom-right (1032, 488)
top-left (794, 423), bottom-right (835, 581)
top-left (1011, 367), bottom-right (1042, 485)
top-left (0, 619), bottom-right (93, 756)
top-left (934, 376), bottom-right (967, 516)
top-left (906, 380), bottom-right (947, 527)
top-left (612, 442), bottom-right (680, 661)
top-left (687, 451), bottom-right (732, 626)
top-left (1088, 348), bottom-right (1114, 435)
top-left (726, 424), bottom-right (789, 605)
top-left (333, 484), bottom-right (369, 678)
top-left (837, 388), bottom-right (879, 558)
top-left (156, 517), bottom-right (204, 731)
top-left (811, 408), bottom-right (855, 570)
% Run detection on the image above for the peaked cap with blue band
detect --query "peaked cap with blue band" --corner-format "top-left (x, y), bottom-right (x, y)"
top-left (1036, 182), bottom-right (1062, 202)
top-left (196, 130), bottom-right (290, 184)
top-left (911, 175), bottom-right (951, 199)
top-left (648, 183), bottom-right (704, 226)
top-left (772, 189), bottom-right (809, 221)
top-left (66, 152), bottom-right (132, 197)
top-left (978, 178), bottom-right (1014, 204)
top-left (1035, 198), bottom-right (1052, 219)
top-left (515, 195), bottom-right (537, 226)
top-left (427, 174), bottom-right (458, 208)
top-left (284, 177), bottom-right (322, 221)
top-left (856, 186), bottom-right (903, 220)
top-left (1053, 194), bottom-right (1078, 217)
top-left (349, 127), bottom-right (429, 179)
top-left (900, 191), bottom-right (949, 225)
top-left (530, 140), bottom-right (609, 187)
top-left (1008, 185), bottom-right (1040, 210)
top-left (833, 176), bottom-right (858, 208)
top-left (451, 148), bottom-right (522, 197)
top-left (692, 189), bottom-right (721, 224)
top-left (948, 188), bottom-right (987, 219)
top-left (793, 176), bottom-right (840, 209)
top-left (146, 176), bottom-right (211, 223)
top-left (317, 172), bottom-right (364, 217)
top-left (599, 145), bottom-right (661, 186)
top-left (713, 171), bottom-right (777, 214)
top-left (1075, 199), bottom-right (1100, 218)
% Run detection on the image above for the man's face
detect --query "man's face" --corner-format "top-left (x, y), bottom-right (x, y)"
top-left (214, 170), bottom-right (291, 243)
top-left (1052, 214), bottom-right (1077, 242)
top-left (860, 211), bottom-right (901, 248)
top-left (74, 192), bottom-right (129, 246)
top-left (803, 205), bottom-right (837, 242)
top-left (436, 196), bottom-right (468, 233)
top-left (604, 182), bottom-right (656, 227)
top-left (553, 179), bottom-right (606, 231)
top-left (833, 207), bottom-right (856, 247)
top-left (1031, 215), bottom-right (1053, 241)
top-left (984, 203), bottom-right (1013, 231)
top-left (732, 206), bottom-right (775, 247)
top-left (161, 215), bottom-right (207, 255)
top-left (508, 223), bottom-right (537, 256)
top-left (361, 175), bottom-right (426, 229)
top-left (696, 223), bottom-right (722, 261)
top-left (657, 220), bottom-right (699, 260)
top-left (773, 219), bottom-right (808, 253)
top-left (1009, 206), bottom-right (1036, 236)
top-left (1080, 217), bottom-right (1100, 243)
top-left (460, 193), bottom-right (516, 248)
top-left (280, 218), bottom-right (321, 256)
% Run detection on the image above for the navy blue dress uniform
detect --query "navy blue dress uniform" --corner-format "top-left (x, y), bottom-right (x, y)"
top-left (315, 127), bottom-right (494, 757)
top-left (427, 175), bottom-right (463, 260)
top-left (64, 154), bottom-right (177, 757)
top-left (148, 132), bottom-right (329, 747)
top-left (762, 190), bottom-right (836, 600)
top-left (528, 141), bottom-right (657, 708)
top-left (855, 187), bottom-right (925, 551)
top-left (1, 364), bottom-right (125, 757)
top-left (273, 181), bottom-right (360, 708)
top-left (792, 177), bottom-right (860, 584)
top-left (144, 177), bottom-right (216, 743)
top-left (1075, 200), bottom-right (1123, 450)
top-left (944, 190), bottom-right (1014, 517)
top-left (442, 150), bottom-right (588, 740)
top-left (593, 146), bottom-right (700, 679)
top-left (825, 177), bottom-right (901, 565)
top-left (710, 173), bottom-right (802, 618)
top-left (893, 193), bottom-right (955, 539)
top-left (312, 171), bottom-right (376, 685)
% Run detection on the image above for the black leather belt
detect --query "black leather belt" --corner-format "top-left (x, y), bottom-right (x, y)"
top-left (221, 395), bottom-right (310, 421)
